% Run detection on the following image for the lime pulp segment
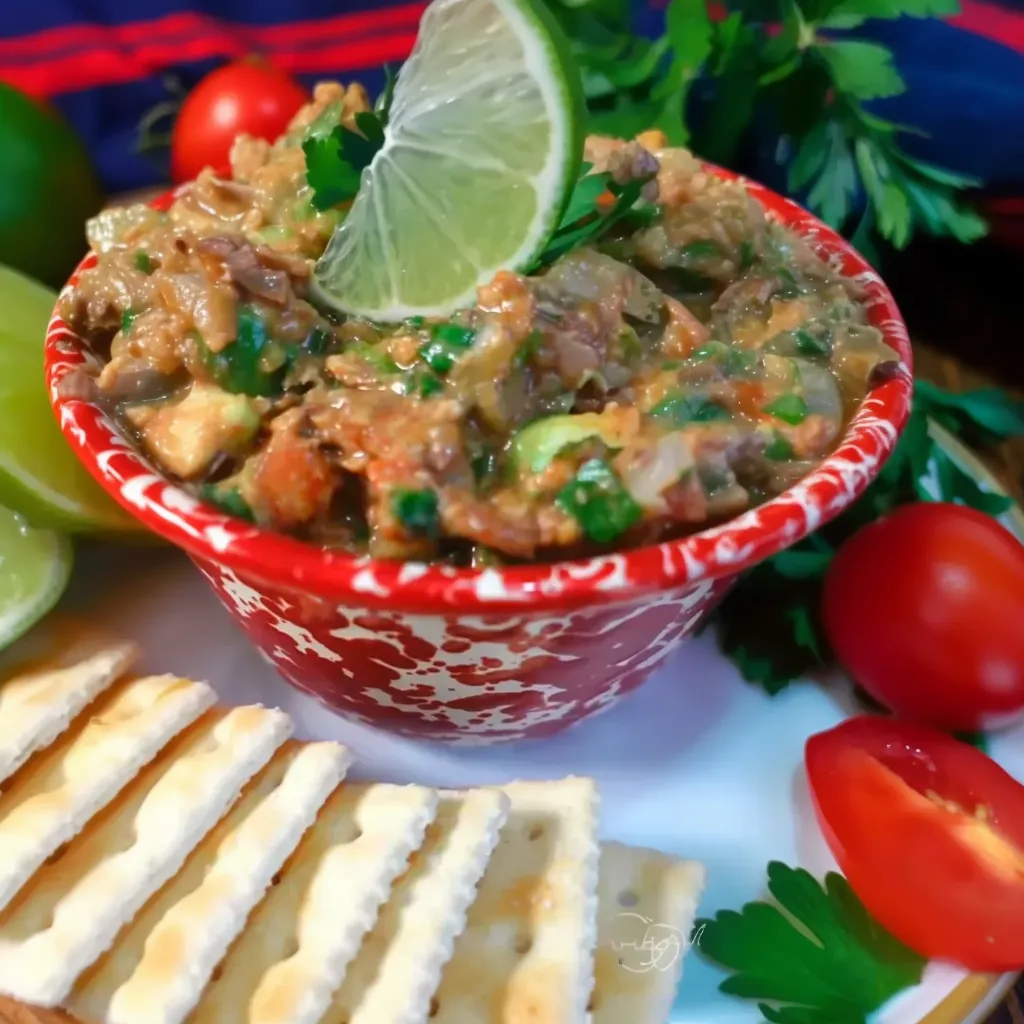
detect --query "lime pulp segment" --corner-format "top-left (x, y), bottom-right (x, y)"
top-left (312, 0), bottom-right (585, 320)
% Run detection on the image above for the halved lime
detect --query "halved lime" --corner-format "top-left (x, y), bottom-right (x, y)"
top-left (0, 263), bottom-right (143, 534)
top-left (0, 504), bottom-right (73, 651)
top-left (312, 0), bottom-right (585, 320)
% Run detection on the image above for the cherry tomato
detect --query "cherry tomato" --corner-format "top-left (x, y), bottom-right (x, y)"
top-left (171, 59), bottom-right (308, 184)
top-left (822, 502), bottom-right (1024, 732)
top-left (806, 716), bottom-right (1024, 970)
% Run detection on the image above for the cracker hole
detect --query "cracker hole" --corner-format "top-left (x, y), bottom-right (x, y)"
top-left (283, 940), bottom-right (300, 959)
top-left (617, 889), bottom-right (639, 908)
top-left (211, 965), bottom-right (224, 983)
top-left (587, 995), bottom-right (599, 1012)
top-left (271, 872), bottom-right (282, 886)
top-left (526, 824), bottom-right (544, 842)
top-left (617, 957), bottom-right (624, 967)
top-left (428, 997), bottom-right (440, 1018)
top-left (515, 934), bottom-right (533, 955)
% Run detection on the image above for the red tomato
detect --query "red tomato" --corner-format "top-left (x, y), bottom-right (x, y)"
top-left (822, 502), bottom-right (1024, 731)
top-left (170, 59), bottom-right (308, 184)
top-left (806, 716), bottom-right (1024, 970)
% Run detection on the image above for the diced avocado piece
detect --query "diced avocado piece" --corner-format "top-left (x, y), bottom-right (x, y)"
top-left (125, 382), bottom-right (260, 480)
top-left (510, 413), bottom-right (634, 474)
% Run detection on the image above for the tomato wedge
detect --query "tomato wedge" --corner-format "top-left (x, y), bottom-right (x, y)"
top-left (805, 716), bottom-right (1024, 971)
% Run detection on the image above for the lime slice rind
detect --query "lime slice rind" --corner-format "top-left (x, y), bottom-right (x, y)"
top-left (0, 505), bottom-right (73, 653)
top-left (312, 0), bottom-right (584, 321)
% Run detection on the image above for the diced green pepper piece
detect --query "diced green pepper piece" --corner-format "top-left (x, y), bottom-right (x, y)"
top-left (199, 482), bottom-right (255, 522)
top-left (471, 448), bottom-right (498, 484)
top-left (510, 413), bottom-right (634, 474)
top-left (764, 393), bottom-right (809, 425)
top-left (651, 393), bottom-right (731, 426)
top-left (795, 329), bottom-right (830, 357)
top-left (764, 431), bottom-right (794, 460)
top-left (691, 342), bottom-right (756, 375)
top-left (556, 458), bottom-right (641, 544)
top-left (202, 305), bottom-right (288, 397)
top-left (739, 239), bottom-right (756, 269)
top-left (391, 488), bottom-right (440, 537)
top-left (419, 322), bottom-right (476, 376)
top-left (133, 251), bottom-right (154, 274)
top-left (121, 308), bottom-right (138, 335)
top-left (404, 315), bottom-right (425, 329)
top-left (677, 240), bottom-right (720, 265)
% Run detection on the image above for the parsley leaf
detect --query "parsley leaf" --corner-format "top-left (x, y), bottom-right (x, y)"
top-left (696, 863), bottom-right (927, 1024)
top-left (303, 110), bottom-right (389, 211)
top-left (817, 40), bottom-right (905, 101)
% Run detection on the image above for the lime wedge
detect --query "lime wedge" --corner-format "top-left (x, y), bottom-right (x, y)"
top-left (312, 0), bottom-right (585, 320)
top-left (0, 504), bottom-right (72, 651)
top-left (0, 263), bottom-right (143, 534)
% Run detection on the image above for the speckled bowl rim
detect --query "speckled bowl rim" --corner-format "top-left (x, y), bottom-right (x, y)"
top-left (45, 167), bottom-right (913, 614)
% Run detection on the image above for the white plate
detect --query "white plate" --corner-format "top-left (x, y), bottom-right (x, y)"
top-left (41, 537), bottom-right (1022, 1024)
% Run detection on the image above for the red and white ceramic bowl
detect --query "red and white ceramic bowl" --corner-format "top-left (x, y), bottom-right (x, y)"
top-left (44, 172), bottom-right (913, 745)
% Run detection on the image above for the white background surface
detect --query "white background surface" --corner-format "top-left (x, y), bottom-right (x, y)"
top-left (40, 541), bottom-right (1024, 1023)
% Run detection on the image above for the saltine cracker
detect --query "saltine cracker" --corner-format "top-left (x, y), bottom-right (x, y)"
top-left (429, 777), bottom-right (600, 1024)
top-left (0, 706), bottom-right (291, 1007)
top-left (319, 788), bottom-right (509, 1024)
top-left (189, 783), bottom-right (438, 1024)
top-left (68, 740), bottom-right (352, 1024)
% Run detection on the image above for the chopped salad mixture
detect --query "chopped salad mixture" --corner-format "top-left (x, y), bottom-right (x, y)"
top-left (60, 82), bottom-right (899, 565)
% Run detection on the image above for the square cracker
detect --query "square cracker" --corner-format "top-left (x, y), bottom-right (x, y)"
top-left (592, 841), bottom-right (706, 1024)
top-left (0, 705), bottom-right (291, 1008)
top-left (0, 676), bottom-right (215, 914)
top-left (429, 777), bottom-right (600, 1024)
top-left (188, 782), bottom-right (438, 1024)
top-left (68, 740), bottom-right (352, 1024)
top-left (0, 637), bottom-right (137, 784)
top-left (319, 788), bottom-right (509, 1024)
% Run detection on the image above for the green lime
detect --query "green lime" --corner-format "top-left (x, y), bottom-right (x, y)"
top-left (0, 83), bottom-right (104, 289)
top-left (0, 504), bottom-right (73, 652)
top-left (312, 0), bottom-right (585, 320)
top-left (0, 263), bottom-right (144, 534)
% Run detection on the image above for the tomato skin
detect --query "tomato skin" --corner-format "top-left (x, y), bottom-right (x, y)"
top-left (171, 60), bottom-right (309, 184)
top-left (806, 716), bottom-right (1024, 971)
top-left (822, 502), bottom-right (1024, 732)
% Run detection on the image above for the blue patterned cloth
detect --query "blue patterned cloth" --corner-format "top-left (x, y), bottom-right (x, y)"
top-left (1, 0), bottom-right (1022, 194)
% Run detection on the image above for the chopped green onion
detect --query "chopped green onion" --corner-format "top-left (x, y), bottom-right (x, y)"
top-left (739, 239), bottom-right (756, 269)
top-left (121, 309), bottom-right (138, 335)
top-left (651, 393), bottom-right (731, 426)
top-left (764, 432), bottom-right (794, 460)
top-left (556, 458), bottom-right (641, 544)
top-left (471, 448), bottom-right (498, 484)
top-left (391, 488), bottom-right (440, 537)
top-left (432, 323), bottom-right (476, 348)
top-left (418, 372), bottom-right (445, 397)
top-left (764, 393), bottom-right (809, 425)
top-left (691, 342), bottom-right (756, 375)
top-left (133, 251), bottom-right (154, 274)
top-left (404, 315), bottom-right (425, 329)
top-left (514, 329), bottom-right (544, 369)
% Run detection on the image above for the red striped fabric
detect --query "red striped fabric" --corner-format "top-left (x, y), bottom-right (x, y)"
top-left (951, 0), bottom-right (1024, 54)
top-left (0, 6), bottom-right (426, 96)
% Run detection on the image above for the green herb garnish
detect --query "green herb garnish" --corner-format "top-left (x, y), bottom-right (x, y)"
top-left (303, 71), bottom-right (395, 210)
top-left (202, 305), bottom-right (288, 397)
top-left (391, 488), bottom-right (440, 537)
top-left (795, 329), bottom-right (830, 357)
top-left (765, 432), bottom-right (794, 460)
top-left (764, 393), bottom-right (808, 424)
top-left (120, 309), bottom-right (138, 335)
top-left (696, 862), bottom-right (927, 1024)
top-left (556, 458), bottom-right (641, 543)
top-left (715, 381), bottom-right (1023, 694)
top-left (652, 393), bottom-right (731, 425)
top-left (133, 251), bottom-right (154, 274)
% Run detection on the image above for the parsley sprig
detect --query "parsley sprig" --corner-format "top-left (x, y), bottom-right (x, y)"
top-left (530, 161), bottom-right (655, 270)
top-left (714, 383), bottom-right (1024, 696)
top-left (696, 862), bottom-right (927, 1024)
top-left (304, 66), bottom-right (396, 210)
top-left (542, 0), bottom-right (986, 251)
